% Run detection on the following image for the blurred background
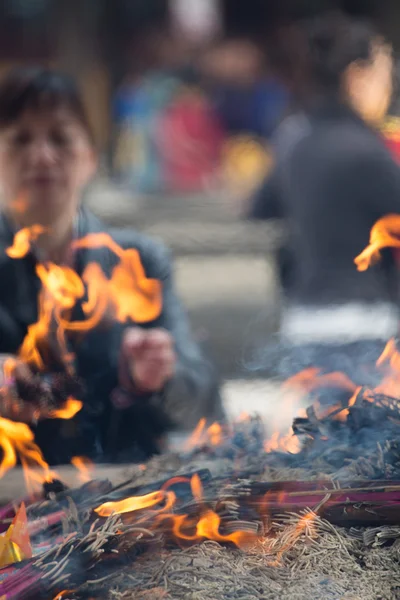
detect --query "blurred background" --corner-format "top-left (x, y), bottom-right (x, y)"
top-left (0, 0), bottom-right (399, 411)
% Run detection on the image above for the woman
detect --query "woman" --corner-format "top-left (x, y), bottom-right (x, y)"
top-left (0, 67), bottom-right (223, 465)
top-left (248, 13), bottom-right (400, 382)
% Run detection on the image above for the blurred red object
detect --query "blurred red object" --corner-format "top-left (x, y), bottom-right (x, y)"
top-left (382, 117), bottom-right (400, 163)
top-left (384, 136), bottom-right (400, 163)
top-left (157, 89), bottom-right (225, 192)
top-left (381, 117), bottom-right (400, 265)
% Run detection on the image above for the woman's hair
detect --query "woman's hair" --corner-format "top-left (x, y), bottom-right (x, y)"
top-left (305, 12), bottom-right (376, 92)
top-left (266, 11), bottom-right (380, 103)
top-left (0, 67), bottom-right (94, 142)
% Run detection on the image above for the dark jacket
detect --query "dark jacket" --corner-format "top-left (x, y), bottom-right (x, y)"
top-left (0, 208), bottom-right (223, 464)
top-left (249, 102), bottom-right (400, 307)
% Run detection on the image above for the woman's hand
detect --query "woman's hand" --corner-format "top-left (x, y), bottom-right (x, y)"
top-left (122, 328), bottom-right (177, 393)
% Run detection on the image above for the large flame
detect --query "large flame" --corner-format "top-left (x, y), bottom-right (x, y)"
top-left (354, 214), bottom-right (400, 271)
top-left (94, 474), bottom-right (255, 550)
top-left (0, 226), bottom-right (163, 491)
top-left (0, 416), bottom-right (57, 494)
top-left (8, 228), bottom-right (162, 373)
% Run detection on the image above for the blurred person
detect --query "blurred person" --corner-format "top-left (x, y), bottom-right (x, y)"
top-left (247, 13), bottom-right (400, 382)
top-left (113, 28), bottom-right (224, 193)
top-left (0, 67), bottom-right (223, 465)
top-left (200, 38), bottom-right (289, 139)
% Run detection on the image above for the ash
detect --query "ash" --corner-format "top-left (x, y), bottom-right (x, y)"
top-left (3, 398), bottom-right (400, 600)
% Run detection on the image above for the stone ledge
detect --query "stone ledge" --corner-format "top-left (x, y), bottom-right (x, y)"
top-left (140, 220), bottom-right (284, 256)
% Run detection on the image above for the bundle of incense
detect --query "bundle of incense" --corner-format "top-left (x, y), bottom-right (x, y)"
top-left (0, 372), bottom-right (84, 422)
top-left (0, 516), bottom-right (137, 600)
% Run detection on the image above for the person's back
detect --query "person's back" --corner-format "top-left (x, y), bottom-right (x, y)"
top-left (282, 102), bottom-right (400, 308)
top-left (248, 12), bottom-right (400, 376)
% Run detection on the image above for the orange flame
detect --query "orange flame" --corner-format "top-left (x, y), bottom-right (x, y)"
top-left (264, 430), bottom-right (302, 454)
top-left (94, 490), bottom-right (176, 518)
top-left (94, 474), bottom-right (255, 550)
top-left (207, 422), bottom-right (223, 446)
top-left (284, 368), bottom-right (357, 396)
top-left (185, 419), bottom-right (225, 450)
top-left (7, 227), bottom-right (163, 374)
top-left (71, 456), bottom-right (94, 483)
top-left (272, 335), bottom-right (400, 435)
top-left (185, 417), bottom-right (206, 449)
top-left (48, 398), bottom-right (82, 420)
top-left (0, 226), bottom-right (163, 493)
top-left (0, 416), bottom-right (56, 494)
top-left (162, 475), bottom-right (255, 549)
top-left (191, 473), bottom-right (204, 503)
top-left (375, 338), bottom-right (400, 398)
top-left (6, 225), bottom-right (45, 259)
top-left (274, 511), bottom-right (318, 563)
top-left (355, 214), bottom-right (400, 271)
top-left (170, 509), bottom-right (254, 548)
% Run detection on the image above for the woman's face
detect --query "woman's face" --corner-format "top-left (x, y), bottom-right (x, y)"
top-left (0, 107), bottom-right (96, 225)
top-left (346, 42), bottom-right (394, 125)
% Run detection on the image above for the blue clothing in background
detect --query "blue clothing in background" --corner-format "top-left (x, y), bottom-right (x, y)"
top-left (213, 79), bottom-right (289, 139)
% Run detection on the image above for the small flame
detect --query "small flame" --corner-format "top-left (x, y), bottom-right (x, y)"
top-left (191, 473), bottom-right (204, 503)
top-left (94, 490), bottom-right (176, 518)
top-left (354, 214), bottom-right (400, 271)
top-left (284, 369), bottom-right (357, 396)
top-left (48, 398), bottom-right (82, 420)
top-left (6, 225), bottom-right (45, 259)
top-left (169, 509), bottom-right (254, 549)
top-left (375, 338), bottom-right (400, 398)
top-left (274, 511), bottom-right (318, 563)
top-left (71, 456), bottom-right (94, 483)
top-left (207, 422), bottom-right (222, 446)
top-left (185, 419), bottom-right (225, 450)
top-left (186, 418), bottom-right (206, 449)
top-left (264, 429), bottom-right (302, 454)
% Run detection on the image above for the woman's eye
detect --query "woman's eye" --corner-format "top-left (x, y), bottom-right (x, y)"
top-left (50, 130), bottom-right (71, 147)
top-left (10, 131), bottom-right (32, 146)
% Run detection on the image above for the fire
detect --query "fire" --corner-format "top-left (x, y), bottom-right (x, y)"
top-left (48, 398), bottom-right (82, 420)
top-left (72, 233), bottom-right (162, 323)
top-left (166, 474), bottom-right (255, 548)
top-left (261, 369), bottom-right (358, 453)
top-left (170, 510), bottom-right (254, 548)
top-left (71, 456), bottom-right (94, 483)
top-left (7, 227), bottom-right (163, 374)
top-left (186, 419), bottom-right (225, 449)
top-left (191, 473), bottom-right (204, 503)
top-left (6, 225), bottom-right (45, 259)
top-left (283, 369), bottom-right (357, 396)
top-left (272, 511), bottom-right (318, 563)
top-left (0, 226), bottom-right (163, 492)
top-left (207, 422), bottom-right (222, 446)
top-left (0, 416), bottom-right (56, 494)
top-left (186, 418), bottom-right (206, 449)
top-left (94, 490), bottom-right (176, 518)
top-left (354, 214), bottom-right (400, 271)
top-left (93, 474), bottom-right (255, 550)
top-left (264, 430), bottom-right (302, 454)
top-left (272, 335), bottom-right (400, 434)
